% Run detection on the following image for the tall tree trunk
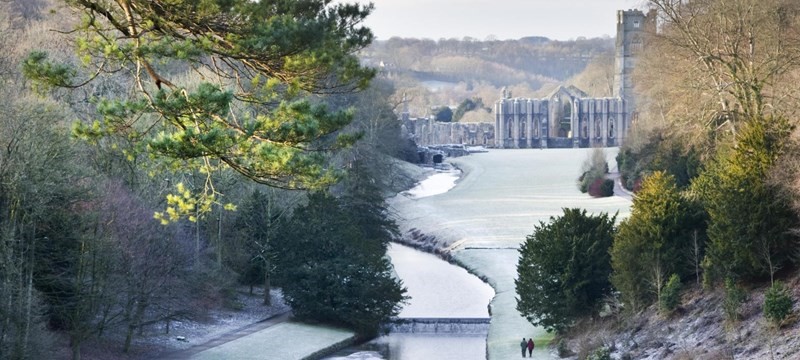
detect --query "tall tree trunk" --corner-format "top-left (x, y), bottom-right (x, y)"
top-left (71, 336), bottom-right (82, 360)
top-left (195, 208), bottom-right (201, 268)
top-left (693, 230), bottom-right (700, 285)
top-left (217, 209), bottom-right (223, 269)
top-left (123, 324), bottom-right (135, 354)
top-left (263, 259), bottom-right (271, 306)
top-left (22, 226), bottom-right (36, 357)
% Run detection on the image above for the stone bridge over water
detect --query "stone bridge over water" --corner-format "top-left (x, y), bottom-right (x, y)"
top-left (386, 317), bottom-right (490, 334)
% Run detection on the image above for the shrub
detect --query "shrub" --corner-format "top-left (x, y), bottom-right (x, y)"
top-left (579, 172), bottom-right (590, 193)
top-left (588, 178), bottom-right (614, 197)
top-left (557, 339), bottom-right (574, 358)
top-left (660, 274), bottom-right (682, 314)
top-left (587, 346), bottom-right (612, 360)
top-left (579, 148), bottom-right (608, 193)
top-left (723, 278), bottom-right (746, 322)
top-left (601, 179), bottom-right (614, 196)
top-left (764, 281), bottom-right (793, 327)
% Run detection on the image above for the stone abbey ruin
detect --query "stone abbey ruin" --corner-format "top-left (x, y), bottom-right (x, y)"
top-left (401, 9), bottom-right (655, 149)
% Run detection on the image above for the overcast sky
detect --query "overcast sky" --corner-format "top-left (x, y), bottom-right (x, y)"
top-left (350, 0), bottom-right (646, 41)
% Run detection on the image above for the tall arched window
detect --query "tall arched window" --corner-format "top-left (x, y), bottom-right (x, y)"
top-left (609, 120), bottom-right (615, 138)
top-left (582, 117), bottom-right (589, 139)
top-left (595, 121), bottom-right (602, 139)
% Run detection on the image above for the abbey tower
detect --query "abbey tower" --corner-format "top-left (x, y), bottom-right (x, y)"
top-left (613, 9), bottom-right (656, 125)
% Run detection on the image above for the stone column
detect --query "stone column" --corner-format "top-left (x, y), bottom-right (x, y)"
top-left (586, 99), bottom-right (597, 147)
top-left (540, 100), bottom-right (549, 149)
top-left (572, 101), bottom-right (580, 148)
top-left (526, 102), bottom-right (533, 149)
top-left (601, 101), bottom-right (608, 147)
top-left (495, 101), bottom-right (504, 149)
top-left (512, 99), bottom-right (520, 148)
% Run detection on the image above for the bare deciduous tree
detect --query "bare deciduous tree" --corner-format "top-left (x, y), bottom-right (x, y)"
top-left (647, 0), bottom-right (800, 132)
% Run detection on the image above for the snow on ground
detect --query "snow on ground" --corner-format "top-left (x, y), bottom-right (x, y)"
top-left (190, 322), bottom-right (355, 360)
top-left (389, 148), bottom-right (633, 359)
top-left (72, 289), bottom-right (291, 360)
top-left (153, 290), bottom-right (289, 352)
top-left (401, 170), bottom-right (460, 199)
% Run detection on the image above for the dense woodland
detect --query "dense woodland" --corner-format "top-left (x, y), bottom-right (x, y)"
top-left (516, 0), bottom-right (800, 357)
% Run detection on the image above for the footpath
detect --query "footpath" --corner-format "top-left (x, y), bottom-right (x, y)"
top-left (160, 312), bottom-right (357, 360)
top-left (609, 169), bottom-right (634, 201)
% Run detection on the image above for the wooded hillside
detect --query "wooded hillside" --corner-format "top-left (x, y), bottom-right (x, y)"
top-left (361, 36), bottom-right (615, 120)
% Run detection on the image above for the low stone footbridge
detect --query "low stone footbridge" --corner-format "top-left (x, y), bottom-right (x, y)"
top-left (386, 317), bottom-right (491, 334)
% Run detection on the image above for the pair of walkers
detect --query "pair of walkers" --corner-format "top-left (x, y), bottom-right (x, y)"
top-left (520, 337), bottom-right (534, 357)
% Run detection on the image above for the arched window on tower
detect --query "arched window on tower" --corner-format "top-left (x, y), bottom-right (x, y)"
top-left (560, 100), bottom-right (571, 137)
top-left (631, 35), bottom-right (643, 53)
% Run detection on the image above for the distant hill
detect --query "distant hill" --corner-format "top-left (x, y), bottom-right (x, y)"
top-left (362, 36), bottom-right (613, 86)
top-left (359, 36), bottom-right (614, 118)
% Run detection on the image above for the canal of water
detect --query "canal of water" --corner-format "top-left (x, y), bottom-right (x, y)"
top-left (323, 170), bottom-right (495, 360)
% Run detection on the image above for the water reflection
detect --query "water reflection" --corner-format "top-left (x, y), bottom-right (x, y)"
top-left (390, 244), bottom-right (493, 318)
top-left (324, 244), bottom-right (493, 360)
top-left (324, 334), bottom-right (487, 360)
top-left (324, 170), bottom-right (492, 360)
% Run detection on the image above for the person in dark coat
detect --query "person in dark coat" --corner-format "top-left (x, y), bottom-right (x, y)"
top-left (527, 338), bottom-right (535, 356)
top-left (520, 338), bottom-right (527, 357)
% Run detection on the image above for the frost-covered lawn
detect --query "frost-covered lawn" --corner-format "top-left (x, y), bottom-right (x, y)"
top-left (389, 148), bottom-right (632, 359)
top-left (190, 322), bottom-right (355, 360)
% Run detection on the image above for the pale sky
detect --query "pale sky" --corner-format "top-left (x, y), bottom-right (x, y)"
top-left (351, 0), bottom-right (646, 41)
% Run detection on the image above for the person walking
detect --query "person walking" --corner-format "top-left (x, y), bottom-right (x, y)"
top-left (527, 338), bottom-right (535, 357)
top-left (520, 338), bottom-right (527, 357)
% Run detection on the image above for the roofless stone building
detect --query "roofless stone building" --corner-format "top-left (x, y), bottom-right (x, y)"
top-left (494, 85), bottom-right (626, 148)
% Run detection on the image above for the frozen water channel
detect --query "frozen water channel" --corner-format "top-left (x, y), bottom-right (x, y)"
top-left (324, 170), bottom-right (493, 360)
top-left (391, 243), bottom-right (493, 318)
